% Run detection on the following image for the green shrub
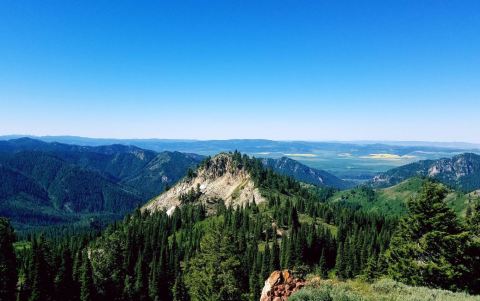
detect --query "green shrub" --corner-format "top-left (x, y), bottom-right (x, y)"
top-left (290, 284), bottom-right (364, 301)
top-left (290, 279), bottom-right (480, 301)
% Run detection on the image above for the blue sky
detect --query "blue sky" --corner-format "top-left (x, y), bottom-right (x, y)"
top-left (1, 1), bottom-right (479, 142)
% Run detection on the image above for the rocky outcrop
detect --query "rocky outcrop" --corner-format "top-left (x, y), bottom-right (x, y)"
top-left (260, 270), bottom-right (306, 301)
top-left (143, 153), bottom-right (266, 213)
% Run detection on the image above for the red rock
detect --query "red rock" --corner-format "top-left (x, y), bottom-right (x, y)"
top-left (259, 270), bottom-right (306, 301)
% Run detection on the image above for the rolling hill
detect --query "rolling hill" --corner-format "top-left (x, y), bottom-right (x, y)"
top-left (330, 177), bottom-right (476, 216)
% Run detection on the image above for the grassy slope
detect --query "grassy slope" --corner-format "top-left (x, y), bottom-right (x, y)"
top-left (291, 278), bottom-right (480, 301)
top-left (329, 177), bottom-right (476, 217)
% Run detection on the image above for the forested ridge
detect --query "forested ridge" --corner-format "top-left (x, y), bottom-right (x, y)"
top-left (0, 138), bottom-right (202, 231)
top-left (0, 152), bottom-right (479, 301)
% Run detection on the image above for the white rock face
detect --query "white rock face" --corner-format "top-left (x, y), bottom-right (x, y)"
top-left (143, 153), bottom-right (266, 213)
top-left (166, 206), bottom-right (176, 216)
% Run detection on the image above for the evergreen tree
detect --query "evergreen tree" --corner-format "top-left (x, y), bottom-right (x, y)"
top-left (386, 181), bottom-right (471, 291)
top-left (134, 254), bottom-right (148, 301)
top-left (183, 221), bottom-right (242, 301)
top-left (0, 218), bottom-right (17, 301)
top-left (261, 243), bottom-right (271, 280)
top-left (335, 242), bottom-right (345, 280)
top-left (123, 275), bottom-right (135, 301)
top-left (269, 237), bottom-right (280, 271)
top-left (29, 235), bottom-right (53, 301)
top-left (318, 249), bottom-right (327, 279)
top-left (172, 273), bottom-right (189, 301)
top-left (80, 253), bottom-right (94, 301)
top-left (54, 248), bottom-right (75, 301)
top-left (148, 258), bottom-right (159, 301)
top-left (288, 207), bottom-right (300, 232)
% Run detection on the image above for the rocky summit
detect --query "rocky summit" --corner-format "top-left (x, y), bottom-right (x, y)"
top-left (143, 153), bottom-right (265, 213)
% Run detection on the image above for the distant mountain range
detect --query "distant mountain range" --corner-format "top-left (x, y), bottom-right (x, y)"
top-left (371, 153), bottom-right (480, 192)
top-left (3, 135), bottom-right (479, 182)
top-left (2, 135), bottom-right (478, 154)
top-left (261, 157), bottom-right (354, 189)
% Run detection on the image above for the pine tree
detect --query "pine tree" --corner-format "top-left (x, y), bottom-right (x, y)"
top-left (172, 273), bottom-right (189, 301)
top-left (261, 243), bottom-right (271, 280)
top-left (280, 235), bottom-right (288, 268)
top-left (362, 253), bottom-right (379, 282)
top-left (288, 206), bottom-right (300, 232)
top-left (54, 248), bottom-right (75, 301)
top-left (270, 237), bottom-right (280, 271)
top-left (183, 221), bottom-right (241, 301)
top-left (80, 253), bottom-right (94, 301)
top-left (335, 242), bottom-right (345, 280)
top-left (148, 258), bottom-right (159, 301)
top-left (0, 218), bottom-right (17, 301)
top-left (134, 254), bottom-right (148, 301)
top-left (29, 235), bottom-right (53, 301)
top-left (386, 181), bottom-right (471, 291)
top-left (318, 249), bottom-right (328, 279)
top-left (123, 275), bottom-right (135, 301)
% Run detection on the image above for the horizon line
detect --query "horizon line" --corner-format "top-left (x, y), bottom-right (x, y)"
top-left (1, 134), bottom-right (480, 146)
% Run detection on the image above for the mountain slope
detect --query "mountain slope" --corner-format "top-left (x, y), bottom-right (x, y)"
top-left (330, 177), bottom-right (475, 216)
top-left (0, 138), bottom-right (203, 199)
top-left (261, 157), bottom-right (354, 189)
top-left (371, 153), bottom-right (480, 192)
top-left (144, 153), bottom-right (266, 213)
top-left (0, 138), bottom-right (203, 230)
top-left (0, 151), bottom-right (144, 229)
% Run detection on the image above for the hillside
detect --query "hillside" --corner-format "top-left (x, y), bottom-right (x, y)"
top-left (371, 153), bottom-right (480, 192)
top-left (261, 157), bottom-right (354, 189)
top-left (144, 153), bottom-right (266, 213)
top-left (0, 138), bottom-right (202, 230)
top-left (0, 151), bottom-right (143, 230)
top-left (330, 177), bottom-right (476, 216)
top-left (0, 138), bottom-right (203, 199)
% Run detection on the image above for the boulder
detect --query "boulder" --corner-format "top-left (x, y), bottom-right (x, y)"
top-left (259, 270), bottom-right (306, 301)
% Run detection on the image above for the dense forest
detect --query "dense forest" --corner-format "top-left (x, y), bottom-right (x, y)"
top-left (0, 138), bottom-right (202, 231)
top-left (1, 152), bottom-right (479, 301)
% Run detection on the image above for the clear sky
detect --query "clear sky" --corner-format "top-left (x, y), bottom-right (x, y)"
top-left (1, 1), bottom-right (479, 142)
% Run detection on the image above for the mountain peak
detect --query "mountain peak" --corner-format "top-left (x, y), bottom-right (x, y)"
top-left (143, 152), bottom-right (265, 214)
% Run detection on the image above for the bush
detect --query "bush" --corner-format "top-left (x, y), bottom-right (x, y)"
top-left (290, 284), bottom-right (364, 301)
top-left (290, 279), bottom-right (480, 301)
